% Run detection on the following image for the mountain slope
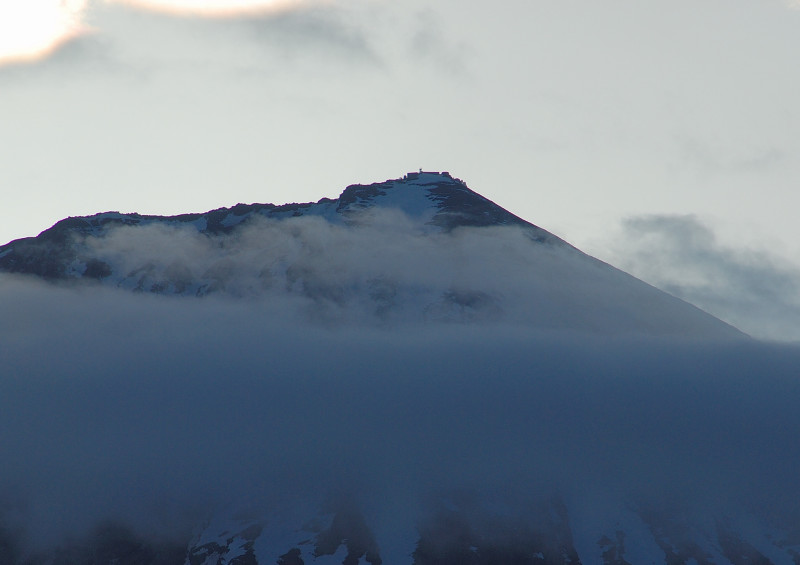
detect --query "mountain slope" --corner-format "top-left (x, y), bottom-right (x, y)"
top-left (0, 171), bottom-right (742, 338)
top-left (179, 496), bottom-right (800, 565)
top-left (0, 172), bottom-right (552, 278)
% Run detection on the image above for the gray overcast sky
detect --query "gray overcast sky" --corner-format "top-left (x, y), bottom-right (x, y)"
top-left (2, 0), bottom-right (800, 338)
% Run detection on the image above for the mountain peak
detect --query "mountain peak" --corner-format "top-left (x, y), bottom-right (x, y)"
top-left (337, 172), bottom-right (555, 238)
top-left (0, 171), bottom-right (744, 338)
top-left (0, 172), bottom-right (560, 281)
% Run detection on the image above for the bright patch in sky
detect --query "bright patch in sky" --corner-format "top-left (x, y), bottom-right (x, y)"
top-left (109, 0), bottom-right (309, 17)
top-left (0, 0), bottom-right (89, 64)
top-left (0, 0), bottom-right (309, 65)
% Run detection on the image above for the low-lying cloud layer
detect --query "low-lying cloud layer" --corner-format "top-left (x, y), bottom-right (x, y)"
top-left (2, 265), bottom-right (800, 557)
top-left (52, 212), bottom-right (743, 337)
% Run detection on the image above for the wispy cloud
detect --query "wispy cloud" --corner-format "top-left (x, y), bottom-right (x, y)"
top-left (670, 135), bottom-right (786, 178)
top-left (242, 6), bottom-right (381, 65)
top-left (0, 33), bottom-right (118, 81)
top-left (106, 0), bottom-right (315, 18)
top-left (29, 211), bottom-right (741, 337)
top-left (0, 0), bottom-right (369, 71)
top-left (605, 214), bottom-right (800, 341)
top-left (407, 9), bottom-right (470, 75)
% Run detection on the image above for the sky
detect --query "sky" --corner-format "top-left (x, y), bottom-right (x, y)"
top-left (1, 0), bottom-right (799, 339)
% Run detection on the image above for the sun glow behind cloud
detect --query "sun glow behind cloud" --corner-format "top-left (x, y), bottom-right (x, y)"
top-left (105, 0), bottom-right (316, 17)
top-left (0, 0), bottom-right (319, 65)
top-left (0, 0), bottom-right (90, 64)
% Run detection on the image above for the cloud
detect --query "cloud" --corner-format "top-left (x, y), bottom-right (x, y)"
top-left (242, 6), bottom-right (381, 64)
top-left (48, 212), bottom-right (742, 337)
top-left (670, 135), bottom-right (786, 178)
top-left (0, 0), bottom-right (377, 73)
top-left (102, 0), bottom-right (380, 64)
top-left (106, 0), bottom-right (316, 18)
top-left (407, 9), bottom-right (469, 75)
top-left (1, 270), bottom-right (800, 559)
top-left (0, 0), bottom-right (90, 65)
top-left (0, 33), bottom-right (117, 81)
top-left (604, 214), bottom-right (800, 341)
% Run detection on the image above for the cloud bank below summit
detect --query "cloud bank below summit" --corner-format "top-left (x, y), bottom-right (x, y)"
top-left (1, 272), bottom-right (800, 555)
top-left (46, 211), bottom-right (742, 337)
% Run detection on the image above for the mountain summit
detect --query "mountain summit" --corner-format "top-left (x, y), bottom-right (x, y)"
top-left (0, 171), bottom-right (556, 278)
top-left (0, 171), bottom-right (742, 337)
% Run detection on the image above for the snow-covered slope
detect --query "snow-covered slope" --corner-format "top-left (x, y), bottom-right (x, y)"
top-left (16, 492), bottom-right (799, 565)
top-left (0, 171), bottom-right (742, 338)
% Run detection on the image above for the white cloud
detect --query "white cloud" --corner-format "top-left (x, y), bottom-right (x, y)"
top-left (0, 0), bottom-right (90, 64)
top-left (603, 214), bottom-right (800, 342)
top-left (0, 0), bottom-right (338, 68)
top-left (104, 0), bottom-right (315, 18)
top-left (46, 212), bottom-right (741, 337)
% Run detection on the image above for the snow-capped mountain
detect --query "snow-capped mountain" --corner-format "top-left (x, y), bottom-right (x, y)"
top-left (5, 172), bottom-right (796, 565)
top-left (0, 171), bottom-right (545, 280)
top-left (0, 171), bottom-right (741, 338)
